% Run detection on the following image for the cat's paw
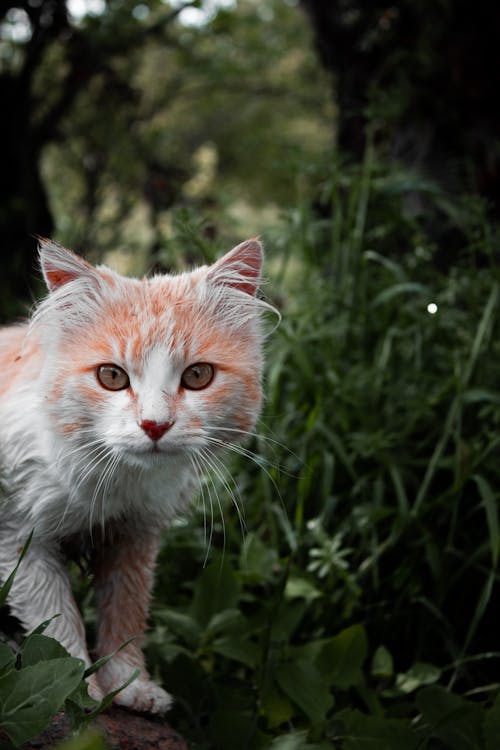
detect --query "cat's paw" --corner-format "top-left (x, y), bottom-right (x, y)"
top-left (113, 678), bottom-right (172, 715)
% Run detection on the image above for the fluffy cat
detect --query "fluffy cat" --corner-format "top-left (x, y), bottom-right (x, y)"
top-left (0, 237), bottom-right (270, 713)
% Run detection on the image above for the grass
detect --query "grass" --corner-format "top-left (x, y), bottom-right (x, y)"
top-left (2, 147), bottom-right (500, 748)
top-left (149, 148), bottom-right (500, 748)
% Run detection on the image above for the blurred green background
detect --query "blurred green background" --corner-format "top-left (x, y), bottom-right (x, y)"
top-left (2, 1), bottom-right (500, 748)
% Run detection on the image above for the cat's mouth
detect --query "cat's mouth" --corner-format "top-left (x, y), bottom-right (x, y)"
top-left (121, 441), bottom-right (185, 464)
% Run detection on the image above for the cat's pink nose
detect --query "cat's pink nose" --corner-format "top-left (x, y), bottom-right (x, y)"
top-left (140, 419), bottom-right (174, 442)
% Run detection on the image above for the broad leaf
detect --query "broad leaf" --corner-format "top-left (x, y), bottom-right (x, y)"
top-left (21, 634), bottom-right (70, 667)
top-left (275, 659), bottom-right (333, 726)
top-left (0, 657), bottom-right (85, 744)
top-left (341, 710), bottom-right (420, 750)
top-left (416, 686), bottom-right (483, 750)
top-left (319, 624), bottom-right (368, 690)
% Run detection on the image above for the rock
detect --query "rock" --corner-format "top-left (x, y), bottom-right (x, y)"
top-left (21, 708), bottom-right (190, 750)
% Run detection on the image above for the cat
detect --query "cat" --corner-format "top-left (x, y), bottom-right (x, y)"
top-left (0, 237), bottom-right (271, 713)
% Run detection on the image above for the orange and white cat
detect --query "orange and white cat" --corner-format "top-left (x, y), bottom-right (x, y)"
top-left (0, 238), bottom-right (270, 713)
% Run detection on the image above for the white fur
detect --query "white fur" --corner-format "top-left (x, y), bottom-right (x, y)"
top-left (0, 238), bottom-right (275, 713)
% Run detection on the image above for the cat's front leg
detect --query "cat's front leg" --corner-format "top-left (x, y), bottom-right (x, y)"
top-left (92, 528), bottom-right (171, 714)
top-left (0, 538), bottom-right (101, 696)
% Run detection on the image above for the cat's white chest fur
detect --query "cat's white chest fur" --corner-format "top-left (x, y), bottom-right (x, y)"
top-left (0, 384), bottom-right (194, 539)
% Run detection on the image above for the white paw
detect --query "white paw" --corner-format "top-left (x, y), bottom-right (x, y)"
top-left (113, 678), bottom-right (173, 715)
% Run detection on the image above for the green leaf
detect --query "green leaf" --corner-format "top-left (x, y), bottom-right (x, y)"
top-left (259, 686), bottom-right (294, 729)
top-left (371, 646), bottom-right (393, 680)
top-left (0, 645), bottom-right (15, 675)
top-left (284, 575), bottom-right (322, 601)
top-left (371, 282), bottom-right (429, 308)
top-left (0, 657), bottom-right (85, 744)
top-left (77, 669), bottom-right (140, 727)
top-left (484, 692), bottom-right (500, 750)
top-left (190, 559), bottom-right (241, 629)
top-left (319, 624), bottom-right (368, 690)
top-left (269, 731), bottom-right (332, 749)
top-left (206, 608), bottom-right (242, 636)
top-left (212, 635), bottom-right (259, 668)
top-left (395, 662), bottom-right (441, 694)
top-left (240, 533), bottom-right (278, 583)
top-left (21, 634), bottom-right (70, 667)
top-left (473, 474), bottom-right (500, 568)
top-left (0, 532), bottom-right (33, 608)
top-left (341, 710), bottom-right (420, 750)
top-left (275, 659), bottom-right (333, 726)
top-left (416, 686), bottom-right (483, 750)
top-left (209, 709), bottom-right (269, 750)
top-left (83, 637), bottom-right (136, 678)
top-left (155, 608), bottom-right (201, 649)
top-left (53, 729), bottom-right (107, 750)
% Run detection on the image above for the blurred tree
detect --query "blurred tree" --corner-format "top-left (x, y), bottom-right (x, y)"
top-left (0, 0), bottom-right (331, 317)
top-left (0, 0), bottom-right (198, 317)
top-left (301, 0), bottom-right (500, 219)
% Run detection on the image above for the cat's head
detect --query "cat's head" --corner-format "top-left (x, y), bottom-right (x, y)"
top-left (33, 239), bottom-right (273, 471)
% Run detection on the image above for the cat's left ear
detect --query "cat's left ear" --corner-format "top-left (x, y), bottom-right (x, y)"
top-left (39, 239), bottom-right (97, 292)
top-left (207, 238), bottom-right (263, 297)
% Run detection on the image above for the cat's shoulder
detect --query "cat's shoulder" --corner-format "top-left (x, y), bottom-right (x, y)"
top-left (0, 323), bottom-right (40, 396)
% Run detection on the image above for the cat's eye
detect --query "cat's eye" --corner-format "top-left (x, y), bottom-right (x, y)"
top-left (96, 364), bottom-right (130, 391)
top-left (181, 363), bottom-right (214, 390)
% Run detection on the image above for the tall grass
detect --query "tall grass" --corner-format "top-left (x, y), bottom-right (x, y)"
top-left (151, 150), bottom-right (500, 748)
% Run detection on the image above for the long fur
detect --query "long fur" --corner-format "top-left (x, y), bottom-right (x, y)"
top-left (0, 238), bottom-right (273, 713)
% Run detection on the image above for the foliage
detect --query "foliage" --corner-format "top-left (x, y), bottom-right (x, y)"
top-left (2, 2), bottom-right (500, 748)
top-left (142, 150), bottom-right (500, 748)
top-left (0, 541), bottom-right (138, 746)
top-left (0, 0), bottom-right (331, 316)
top-left (3, 151), bottom-right (499, 748)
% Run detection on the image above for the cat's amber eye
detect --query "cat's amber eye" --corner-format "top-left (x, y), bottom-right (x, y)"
top-left (181, 363), bottom-right (215, 390)
top-left (96, 364), bottom-right (130, 391)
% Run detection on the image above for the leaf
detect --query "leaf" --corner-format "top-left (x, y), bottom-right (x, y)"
top-left (484, 692), bottom-right (500, 750)
top-left (0, 645), bottom-right (15, 675)
top-left (53, 729), bottom-right (107, 750)
top-left (371, 282), bottom-right (429, 308)
top-left (69, 669), bottom-right (140, 732)
top-left (0, 658), bottom-right (85, 744)
top-left (0, 532), bottom-right (33, 608)
top-left (155, 608), bottom-right (201, 649)
top-left (473, 474), bottom-right (500, 568)
top-left (190, 559), bottom-right (241, 629)
top-left (83, 637), bottom-right (136, 678)
top-left (371, 646), bottom-right (393, 680)
top-left (341, 710), bottom-right (420, 750)
top-left (275, 659), bottom-right (333, 726)
top-left (416, 686), bottom-right (483, 750)
top-left (461, 388), bottom-right (500, 405)
top-left (284, 575), bottom-right (322, 601)
top-left (240, 533), bottom-right (278, 583)
top-left (21, 634), bottom-right (70, 667)
top-left (269, 731), bottom-right (332, 749)
top-left (209, 709), bottom-right (269, 750)
top-left (212, 635), bottom-right (259, 669)
top-left (206, 608), bottom-right (242, 636)
top-left (259, 686), bottom-right (294, 729)
top-left (395, 662), bottom-right (441, 694)
top-left (319, 624), bottom-right (368, 690)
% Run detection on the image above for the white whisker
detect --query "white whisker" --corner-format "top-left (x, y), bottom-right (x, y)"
top-left (201, 445), bottom-right (247, 541)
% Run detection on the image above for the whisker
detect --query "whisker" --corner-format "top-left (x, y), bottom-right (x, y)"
top-left (204, 435), bottom-right (285, 511)
top-left (190, 452), bottom-right (214, 567)
top-left (199, 448), bottom-right (226, 561)
top-left (201, 446), bottom-right (247, 541)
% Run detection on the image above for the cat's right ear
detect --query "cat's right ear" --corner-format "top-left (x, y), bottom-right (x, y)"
top-left (39, 239), bottom-right (96, 292)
